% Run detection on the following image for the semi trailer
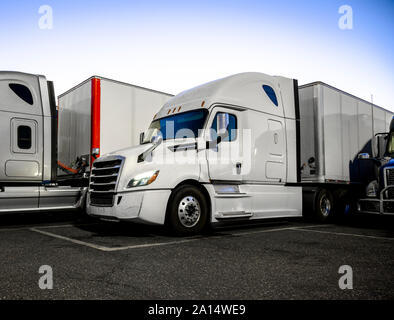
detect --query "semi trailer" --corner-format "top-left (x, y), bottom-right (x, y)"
top-left (57, 76), bottom-right (173, 180)
top-left (86, 72), bottom-right (394, 235)
top-left (0, 71), bottom-right (172, 213)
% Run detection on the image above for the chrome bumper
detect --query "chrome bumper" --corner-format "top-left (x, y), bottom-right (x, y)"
top-left (358, 186), bottom-right (394, 215)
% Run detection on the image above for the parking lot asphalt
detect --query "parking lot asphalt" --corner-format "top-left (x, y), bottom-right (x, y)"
top-left (0, 211), bottom-right (393, 300)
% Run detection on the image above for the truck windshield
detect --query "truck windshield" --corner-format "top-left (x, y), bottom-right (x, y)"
top-left (143, 109), bottom-right (208, 143)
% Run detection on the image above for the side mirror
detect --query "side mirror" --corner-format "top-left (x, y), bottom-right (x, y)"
top-left (205, 113), bottom-right (231, 150)
top-left (150, 134), bottom-right (163, 146)
top-left (358, 153), bottom-right (370, 160)
top-left (217, 113), bottom-right (230, 136)
top-left (373, 133), bottom-right (388, 159)
top-left (139, 132), bottom-right (145, 145)
top-left (138, 135), bottom-right (163, 163)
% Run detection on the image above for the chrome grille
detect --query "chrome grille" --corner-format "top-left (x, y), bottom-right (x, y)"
top-left (89, 157), bottom-right (124, 207)
top-left (386, 168), bottom-right (394, 186)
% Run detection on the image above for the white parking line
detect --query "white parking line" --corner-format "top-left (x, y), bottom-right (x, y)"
top-left (29, 224), bottom-right (327, 252)
top-left (30, 228), bottom-right (113, 251)
top-left (30, 227), bottom-right (203, 252)
top-left (0, 222), bottom-right (100, 232)
top-left (229, 224), bottom-right (326, 237)
top-left (35, 222), bottom-right (103, 229)
top-left (293, 228), bottom-right (394, 241)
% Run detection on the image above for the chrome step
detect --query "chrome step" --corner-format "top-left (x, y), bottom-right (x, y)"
top-left (214, 211), bottom-right (253, 220)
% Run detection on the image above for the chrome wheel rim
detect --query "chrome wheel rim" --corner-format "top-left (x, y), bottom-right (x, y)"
top-left (178, 196), bottom-right (201, 228)
top-left (320, 195), bottom-right (331, 217)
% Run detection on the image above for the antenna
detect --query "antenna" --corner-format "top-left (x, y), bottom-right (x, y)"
top-left (371, 93), bottom-right (375, 156)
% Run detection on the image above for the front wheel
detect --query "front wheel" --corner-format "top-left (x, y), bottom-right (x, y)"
top-left (167, 185), bottom-right (209, 236)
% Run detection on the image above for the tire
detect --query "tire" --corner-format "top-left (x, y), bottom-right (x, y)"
top-left (167, 184), bottom-right (209, 236)
top-left (335, 193), bottom-right (355, 223)
top-left (314, 189), bottom-right (335, 222)
top-left (77, 188), bottom-right (88, 215)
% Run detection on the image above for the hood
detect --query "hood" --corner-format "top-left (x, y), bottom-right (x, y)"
top-left (103, 143), bottom-right (154, 159)
top-left (381, 158), bottom-right (394, 170)
top-left (102, 137), bottom-right (198, 160)
top-left (96, 138), bottom-right (199, 192)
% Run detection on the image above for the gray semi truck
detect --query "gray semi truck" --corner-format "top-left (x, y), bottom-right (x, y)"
top-left (0, 71), bottom-right (82, 213)
top-left (0, 71), bottom-right (172, 213)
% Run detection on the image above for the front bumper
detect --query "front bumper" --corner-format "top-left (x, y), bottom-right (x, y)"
top-left (357, 186), bottom-right (394, 215)
top-left (87, 189), bottom-right (171, 225)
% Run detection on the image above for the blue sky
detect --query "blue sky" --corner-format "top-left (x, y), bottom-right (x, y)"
top-left (0, 0), bottom-right (393, 109)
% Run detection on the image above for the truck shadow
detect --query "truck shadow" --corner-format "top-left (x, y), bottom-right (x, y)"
top-left (1, 211), bottom-right (393, 238)
top-left (335, 214), bottom-right (394, 232)
top-left (75, 219), bottom-right (169, 238)
top-left (0, 210), bottom-right (87, 228)
top-left (73, 215), bottom-right (394, 241)
top-left (74, 218), bottom-right (297, 239)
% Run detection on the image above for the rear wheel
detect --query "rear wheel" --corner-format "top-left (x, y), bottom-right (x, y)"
top-left (314, 189), bottom-right (334, 222)
top-left (167, 185), bottom-right (209, 236)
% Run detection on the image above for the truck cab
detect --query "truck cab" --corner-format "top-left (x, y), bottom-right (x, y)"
top-left (0, 71), bottom-right (83, 213)
top-left (358, 117), bottom-right (394, 215)
top-left (87, 72), bottom-right (303, 234)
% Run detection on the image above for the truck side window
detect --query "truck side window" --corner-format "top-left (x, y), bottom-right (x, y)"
top-left (17, 125), bottom-right (32, 149)
top-left (211, 112), bottom-right (237, 142)
top-left (9, 83), bottom-right (34, 105)
top-left (262, 85), bottom-right (278, 106)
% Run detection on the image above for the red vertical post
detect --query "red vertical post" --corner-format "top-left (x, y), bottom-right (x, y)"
top-left (91, 78), bottom-right (101, 166)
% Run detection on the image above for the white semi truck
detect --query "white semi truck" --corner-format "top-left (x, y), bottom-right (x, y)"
top-left (0, 71), bottom-right (172, 213)
top-left (86, 72), bottom-right (394, 235)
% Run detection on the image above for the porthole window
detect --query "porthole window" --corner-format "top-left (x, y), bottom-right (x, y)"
top-left (17, 125), bottom-right (32, 149)
top-left (9, 83), bottom-right (34, 105)
top-left (262, 85), bottom-right (278, 107)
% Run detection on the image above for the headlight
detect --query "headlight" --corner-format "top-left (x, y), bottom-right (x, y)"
top-left (127, 170), bottom-right (159, 188)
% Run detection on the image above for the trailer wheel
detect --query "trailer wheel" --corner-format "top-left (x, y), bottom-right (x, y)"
top-left (167, 184), bottom-right (209, 236)
top-left (314, 189), bottom-right (334, 222)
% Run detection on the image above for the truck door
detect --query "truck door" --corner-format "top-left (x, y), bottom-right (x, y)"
top-left (206, 107), bottom-right (244, 182)
top-left (9, 118), bottom-right (40, 176)
top-left (265, 119), bottom-right (286, 182)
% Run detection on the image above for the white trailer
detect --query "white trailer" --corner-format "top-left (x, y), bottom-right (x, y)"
top-left (86, 72), bottom-right (394, 235)
top-left (299, 82), bottom-right (394, 217)
top-left (57, 76), bottom-right (173, 178)
top-left (299, 82), bottom-right (393, 184)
